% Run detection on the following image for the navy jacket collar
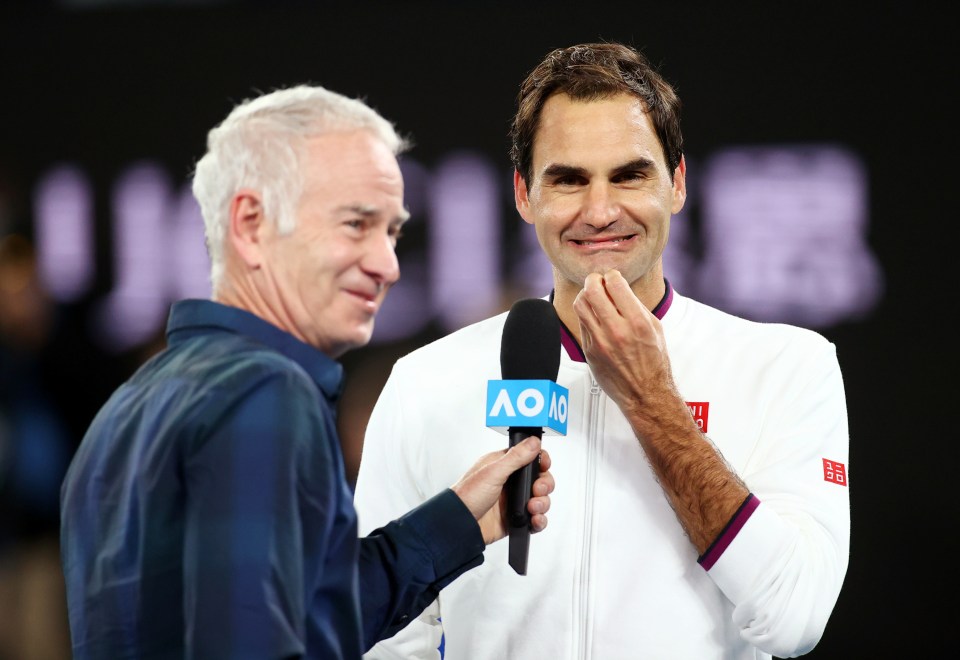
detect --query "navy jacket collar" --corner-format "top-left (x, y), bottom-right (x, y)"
top-left (165, 299), bottom-right (345, 401)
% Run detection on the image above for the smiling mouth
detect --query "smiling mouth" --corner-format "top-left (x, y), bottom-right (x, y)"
top-left (345, 289), bottom-right (380, 312)
top-left (572, 235), bottom-right (636, 246)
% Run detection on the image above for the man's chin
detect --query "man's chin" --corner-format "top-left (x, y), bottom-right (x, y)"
top-left (317, 324), bottom-right (374, 359)
top-left (345, 324), bottom-right (376, 352)
top-left (567, 261), bottom-right (645, 287)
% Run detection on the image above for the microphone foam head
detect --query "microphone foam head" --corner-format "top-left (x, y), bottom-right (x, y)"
top-left (500, 298), bottom-right (561, 381)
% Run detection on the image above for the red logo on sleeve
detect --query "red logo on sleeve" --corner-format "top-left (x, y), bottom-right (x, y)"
top-left (686, 402), bottom-right (709, 433)
top-left (822, 459), bottom-right (847, 486)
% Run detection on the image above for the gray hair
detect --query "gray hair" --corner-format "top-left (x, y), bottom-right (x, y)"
top-left (191, 84), bottom-right (408, 292)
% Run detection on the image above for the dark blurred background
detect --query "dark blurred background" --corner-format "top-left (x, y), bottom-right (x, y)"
top-left (0, 1), bottom-right (955, 658)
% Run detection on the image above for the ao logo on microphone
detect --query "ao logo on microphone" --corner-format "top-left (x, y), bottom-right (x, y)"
top-left (485, 380), bottom-right (569, 435)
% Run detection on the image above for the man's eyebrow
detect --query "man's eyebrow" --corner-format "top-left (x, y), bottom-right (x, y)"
top-left (337, 204), bottom-right (411, 223)
top-left (610, 158), bottom-right (657, 176)
top-left (541, 163), bottom-right (587, 180)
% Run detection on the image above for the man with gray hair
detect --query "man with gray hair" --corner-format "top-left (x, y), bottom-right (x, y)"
top-left (59, 85), bottom-right (555, 660)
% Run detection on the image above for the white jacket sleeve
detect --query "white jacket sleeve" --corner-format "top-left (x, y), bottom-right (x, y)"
top-left (707, 339), bottom-right (850, 658)
top-left (355, 362), bottom-right (444, 660)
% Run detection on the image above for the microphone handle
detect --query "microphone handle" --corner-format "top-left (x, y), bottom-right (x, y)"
top-left (507, 427), bottom-right (542, 575)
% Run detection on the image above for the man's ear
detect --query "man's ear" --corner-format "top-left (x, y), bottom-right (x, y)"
top-left (671, 155), bottom-right (687, 215)
top-left (228, 190), bottom-right (266, 268)
top-left (514, 170), bottom-right (533, 225)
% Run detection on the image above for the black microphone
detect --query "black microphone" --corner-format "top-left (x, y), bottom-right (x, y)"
top-left (500, 297), bottom-right (561, 575)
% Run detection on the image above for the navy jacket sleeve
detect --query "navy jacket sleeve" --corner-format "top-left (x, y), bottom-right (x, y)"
top-left (359, 489), bottom-right (485, 651)
top-left (182, 361), bottom-right (484, 657)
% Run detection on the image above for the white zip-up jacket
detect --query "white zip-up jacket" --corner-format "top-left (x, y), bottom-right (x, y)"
top-left (355, 287), bottom-right (850, 659)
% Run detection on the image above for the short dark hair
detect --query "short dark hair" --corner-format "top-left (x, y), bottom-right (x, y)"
top-left (509, 42), bottom-right (684, 184)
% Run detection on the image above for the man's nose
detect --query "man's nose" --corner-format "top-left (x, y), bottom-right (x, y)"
top-left (581, 183), bottom-right (620, 228)
top-left (363, 231), bottom-right (400, 286)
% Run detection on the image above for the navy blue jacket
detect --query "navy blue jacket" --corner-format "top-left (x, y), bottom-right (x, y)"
top-left (60, 299), bottom-right (484, 659)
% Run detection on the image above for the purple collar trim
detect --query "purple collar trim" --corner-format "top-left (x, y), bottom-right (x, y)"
top-left (559, 325), bottom-right (586, 362)
top-left (557, 279), bottom-right (674, 363)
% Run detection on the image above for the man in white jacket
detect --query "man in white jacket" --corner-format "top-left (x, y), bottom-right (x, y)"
top-left (354, 42), bottom-right (850, 659)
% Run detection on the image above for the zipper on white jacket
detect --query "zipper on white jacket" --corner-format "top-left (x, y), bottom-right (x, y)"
top-left (575, 373), bottom-right (602, 660)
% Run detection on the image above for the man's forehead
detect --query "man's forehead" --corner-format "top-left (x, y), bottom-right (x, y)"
top-left (532, 94), bottom-right (660, 171)
top-left (538, 92), bottom-right (647, 125)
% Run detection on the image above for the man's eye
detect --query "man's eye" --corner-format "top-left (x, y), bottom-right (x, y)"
top-left (613, 171), bottom-right (643, 183)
